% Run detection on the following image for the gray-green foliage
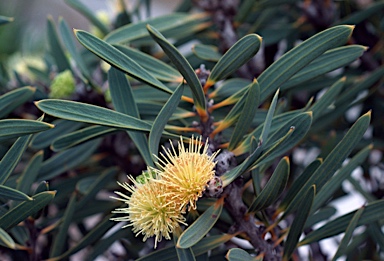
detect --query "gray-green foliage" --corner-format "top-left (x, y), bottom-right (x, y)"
top-left (0, 0), bottom-right (383, 260)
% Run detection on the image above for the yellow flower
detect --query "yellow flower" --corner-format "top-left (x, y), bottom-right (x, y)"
top-left (155, 136), bottom-right (219, 211)
top-left (110, 174), bottom-right (186, 248)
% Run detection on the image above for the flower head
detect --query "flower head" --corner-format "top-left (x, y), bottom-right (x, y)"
top-left (110, 173), bottom-right (186, 248)
top-left (155, 136), bottom-right (219, 211)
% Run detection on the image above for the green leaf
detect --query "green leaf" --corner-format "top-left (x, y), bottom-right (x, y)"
top-left (0, 87), bottom-right (35, 119)
top-left (248, 157), bottom-right (289, 213)
top-left (207, 34), bottom-right (262, 85)
top-left (50, 192), bottom-right (77, 258)
top-left (108, 67), bottom-right (153, 166)
top-left (228, 80), bottom-right (260, 150)
top-left (35, 99), bottom-right (152, 132)
top-left (147, 24), bottom-right (206, 112)
top-left (278, 159), bottom-right (322, 213)
top-left (149, 83), bottom-right (184, 162)
top-left (174, 228), bottom-right (196, 261)
top-left (16, 151), bottom-right (44, 194)
top-left (30, 120), bottom-right (84, 150)
top-left (192, 44), bottom-right (221, 62)
top-left (311, 145), bottom-right (371, 213)
top-left (49, 214), bottom-right (115, 261)
top-left (52, 125), bottom-right (116, 151)
top-left (0, 119), bottom-right (54, 142)
top-left (283, 112), bottom-right (370, 219)
top-left (300, 200), bottom-right (384, 246)
top-left (0, 185), bottom-right (32, 201)
top-left (335, 1), bottom-right (384, 25)
top-left (0, 15), bottom-right (13, 25)
top-left (283, 185), bottom-right (315, 261)
top-left (305, 206), bottom-right (337, 229)
top-left (309, 77), bottom-right (345, 121)
top-left (0, 191), bottom-right (55, 230)
top-left (65, 0), bottom-right (109, 35)
top-left (331, 206), bottom-right (364, 261)
top-left (47, 16), bottom-right (71, 72)
top-left (74, 29), bottom-right (172, 94)
top-left (226, 248), bottom-right (255, 261)
top-left (281, 45), bottom-right (367, 91)
top-left (258, 25), bottom-right (354, 101)
top-left (259, 89), bottom-right (280, 145)
top-left (104, 13), bottom-right (208, 44)
top-left (0, 135), bottom-right (32, 185)
top-left (114, 45), bottom-right (182, 82)
top-left (59, 18), bottom-right (91, 81)
top-left (38, 139), bottom-right (101, 180)
top-left (177, 198), bottom-right (224, 249)
top-left (0, 227), bottom-right (15, 249)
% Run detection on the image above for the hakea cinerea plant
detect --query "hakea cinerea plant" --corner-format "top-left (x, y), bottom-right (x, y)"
top-left (111, 136), bottom-right (220, 248)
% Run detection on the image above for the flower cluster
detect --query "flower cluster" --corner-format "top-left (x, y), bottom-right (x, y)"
top-left (111, 136), bottom-right (219, 248)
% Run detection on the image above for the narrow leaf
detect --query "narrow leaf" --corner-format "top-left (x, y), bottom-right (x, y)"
top-left (35, 99), bottom-right (152, 132)
top-left (0, 191), bottom-right (56, 230)
top-left (0, 119), bottom-right (54, 142)
top-left (149, 83), bottom-right (184, 162)
top-left (47, 16), bottom-right (71, 72)
top-left (0, 185), bottom-right (32, 201)
top-left (192, 44), bottom-right (221, 62)
top-left (177, 198), bottom-right (224, 249)
top-left (0, 87), bottom-right (35, 118)
top-left (0, 135), bottom-right (32, 184)
top-left (248, 157), bottom-right (289, 212)
top-left (147, 24), bottom-right (206, 112)
top-left (258, 25), bottom-right (354, 101)
top-left (174, 227), bottom-right (196, 261)
top-left (259, 89), bottom-right (280, 145)
top-left (74, 29), bottom-right (172, 94)
top-left (207, 34), bottom-right (262, 85)
top-left (16, 151), bottom-right (44, 194)
top-left (283, 185), bottom-right (315, 261)
top-left (0, 228), bottom-right (15, 249)
top-left (331, 206), bottom-right (364, 261)
top-left (108, 67), bottom-right (153, 166)
top-left (228, 80), bottom-right (260, 150)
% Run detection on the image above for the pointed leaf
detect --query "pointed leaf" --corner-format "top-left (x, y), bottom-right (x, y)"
top-left (108, 67), bottom-right (153, 166)
top-left (16, 151), bottom-right (44, 194)
top-left (35, 99), bottom-right (152, 132)
top-left (283, 185), bottom-right (315, 261)
top-left (300, 199), bottom-right (384, 245)
top-left (311, 145), bottom-right (371, 213)
top-left (304, 206), bottom-right (337, 229)
top-left (149, 83), bottom-right (184, 162)
top-left (0, 15), bottom-right (13, 25)
top-left (207, 34), bottom-right (262, 85)
top-left (281, 45), bottom-right (367, 91)
top-left (38, 139), bottom-right (101, 180)
top-left (74, 29), bottom-right (172, 94)
top-left (114, 45), bottom-right (182, 82)
top-left (228, 80), bottom-right (260, 150)
top-left (0, 119), bottom-right (54, 142)
top-left (258, 25), bottom-right (354, 101)
top-left (0, 227), bottom-right (15, 249)
top-left (177, 198), bottom-right (224, 249)
top-left (47, 16), bottom-right (71, 72)
top-left (52, 125), bottom-right (115, 151)
top-left (0, 135), bottom-right (32, 184)
top-left (259, 89), bottom-right (279, 145)
top-left (0, 191), bottom-right (56, 230)
top-left (0, 87), bottom-right (35, 119)
top-left (104, 13), bottom-right (208, 44)
top-left (248, 157), bottom-right (289, 212)
top-left (331, 206), bottom-right (364, 261)
top-left (0, 185), bottom-right (32, 201)
top-left (147, 24), bottom-right (206, 112)
top-left (50, 192), bottom-right (77, 258)
top-left (30, 120), bottom-right (84, 149)
top-left (65, 0), bottom-right (109, 35)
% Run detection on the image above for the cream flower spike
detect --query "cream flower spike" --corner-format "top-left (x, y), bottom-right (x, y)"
top-left (110, 172), bottom-right (186, 248)
top-left (155, 136), bottom-right (219, 211)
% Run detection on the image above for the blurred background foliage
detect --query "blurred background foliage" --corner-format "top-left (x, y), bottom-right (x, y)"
top-left (0, 0), bottom-right (383, 260)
